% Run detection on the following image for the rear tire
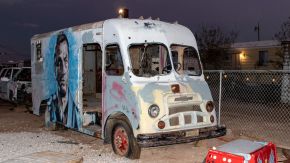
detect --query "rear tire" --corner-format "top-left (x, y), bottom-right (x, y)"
top-left (111, 119), bottom-right (141, 159)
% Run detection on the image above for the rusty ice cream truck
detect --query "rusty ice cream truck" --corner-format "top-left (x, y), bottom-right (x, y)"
top-left (31, 18), bottom-right (226, 159)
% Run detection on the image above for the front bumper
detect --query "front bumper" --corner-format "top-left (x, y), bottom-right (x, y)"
top-left (137, 126), bottom-right (226, 147)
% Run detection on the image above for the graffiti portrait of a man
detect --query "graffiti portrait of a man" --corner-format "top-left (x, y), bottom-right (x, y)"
top-left (55, 34), bottom-right (69, 102)
top-left (47, 33), bottom-right (81, 129)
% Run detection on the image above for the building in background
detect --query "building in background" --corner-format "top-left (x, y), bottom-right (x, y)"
top-left (0, 45), bottom-right (29, 63)
top-left (0, 44), bottom-right (30, 70)
top-left (226, 40), bottom-right (282, 70)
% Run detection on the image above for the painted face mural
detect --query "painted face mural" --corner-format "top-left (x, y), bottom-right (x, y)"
top-left (55, 34), bottom-right (69, 99)
top-left (47, 32), bottom-right (82, 129)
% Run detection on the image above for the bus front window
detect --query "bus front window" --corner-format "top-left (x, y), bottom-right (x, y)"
top-left (129, 44), bottom-right (172, 77)
top-left (171, 45), bottom-right (202, 76)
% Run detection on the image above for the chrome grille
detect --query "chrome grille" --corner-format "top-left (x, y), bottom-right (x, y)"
top-left (169, 117), bottom-right (179, 126)
top-left (169, 105), bottom-right (201, 115)
top-left (184, 115), bottom-right (192, 124)
top-left (197, 115), bottom-right (204, 123)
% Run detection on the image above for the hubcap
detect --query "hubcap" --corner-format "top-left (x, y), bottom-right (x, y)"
top-left (114, 126), bottom-right (129, 156)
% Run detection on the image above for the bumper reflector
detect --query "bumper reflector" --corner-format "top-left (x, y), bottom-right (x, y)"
top-left (158, 121), bottom-right (165, 129)
top-left (210, 115), bottom-right (215, 123)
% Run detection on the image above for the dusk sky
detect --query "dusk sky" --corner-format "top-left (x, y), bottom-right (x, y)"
top-left (1, 0), bottom-right (290, 59)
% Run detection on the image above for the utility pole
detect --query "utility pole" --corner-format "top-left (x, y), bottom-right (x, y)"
top-left (254, 23), bottom-right (260, 41)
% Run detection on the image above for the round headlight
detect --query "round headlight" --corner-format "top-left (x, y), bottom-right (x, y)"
top-left (206, 101), bottom-right (214, 112)
top-left (148, 104), bottom-right (160, 118)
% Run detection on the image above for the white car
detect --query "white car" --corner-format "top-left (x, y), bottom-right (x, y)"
top-left (0, 67), bottom-right (21, 101)
top-left (0, 67), bottom-right (31, 103)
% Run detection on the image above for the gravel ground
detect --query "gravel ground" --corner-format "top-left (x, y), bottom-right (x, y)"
top-left (0, 132), bottom-right (133, 163)
top-left (0, 131), bottom-right (222, 163)
top-left (0, 102), bottom-right (288, 162)
top-left (0, 102), bottom-right (222, 163)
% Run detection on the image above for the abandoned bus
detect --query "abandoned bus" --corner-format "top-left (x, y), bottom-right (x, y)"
top-left (31, 18), bottom-right (226, 159)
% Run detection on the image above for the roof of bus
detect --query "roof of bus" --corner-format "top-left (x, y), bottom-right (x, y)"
top-left (103, 18), bottom-right (197, 48)
top-left (31, 18), bottom-right (197, 48)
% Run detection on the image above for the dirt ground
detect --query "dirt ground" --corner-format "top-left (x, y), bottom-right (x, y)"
top-left (0, 100), bottom-right (289, 163)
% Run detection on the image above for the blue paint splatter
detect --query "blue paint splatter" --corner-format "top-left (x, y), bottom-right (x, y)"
top-left (44, 35), bottom-right (57, 99)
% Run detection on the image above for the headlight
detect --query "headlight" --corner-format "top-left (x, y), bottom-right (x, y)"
top-left (148, 104), bottom-right (160, 118)
top-left (206, 101), bottom-right (214, 112)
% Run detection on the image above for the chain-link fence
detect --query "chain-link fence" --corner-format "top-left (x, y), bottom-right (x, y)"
top-left (204, 70), bottom-right (290, 148)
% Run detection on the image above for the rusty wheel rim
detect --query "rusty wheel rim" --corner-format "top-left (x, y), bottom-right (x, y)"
top-left (113, 126), bottom-right (129, 156)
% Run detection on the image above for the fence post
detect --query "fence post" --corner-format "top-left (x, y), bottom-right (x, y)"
top-left (218, 70), bottom-right (223, 126)
top-left (281, 41), bottom-right (290, 104)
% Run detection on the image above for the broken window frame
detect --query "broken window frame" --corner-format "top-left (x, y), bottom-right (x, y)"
top-left (128, 43), bottom-right (172, 78)
top-left (105, 44), bottom-right (124, 76)
top-left (170, 44), bottom-right (202, 76)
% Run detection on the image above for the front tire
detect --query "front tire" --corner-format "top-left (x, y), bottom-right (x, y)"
top-left (111, 119), bottom-right (141, 159)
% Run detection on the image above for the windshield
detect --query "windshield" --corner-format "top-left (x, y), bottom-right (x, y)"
top-left (170, 45), bottom-right (202, 76)
top-left (4, 69), bottom-right (12, 78)
top-left (129, 44), bottom-right (172, 77)
top-left (0, 69), bottom-right (7, 77)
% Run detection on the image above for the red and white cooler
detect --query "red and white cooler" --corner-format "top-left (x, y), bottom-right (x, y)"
top-left (205, 139), bottom-right (277, 163)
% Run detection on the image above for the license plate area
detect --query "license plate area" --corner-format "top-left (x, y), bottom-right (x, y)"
top-left (185, 129), bottom-right (199, 137)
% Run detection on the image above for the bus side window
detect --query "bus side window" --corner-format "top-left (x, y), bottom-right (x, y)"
top-left (105, 45), bottom-right (124, 76)
top-left (36, 42), bottom-right (43, 62)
